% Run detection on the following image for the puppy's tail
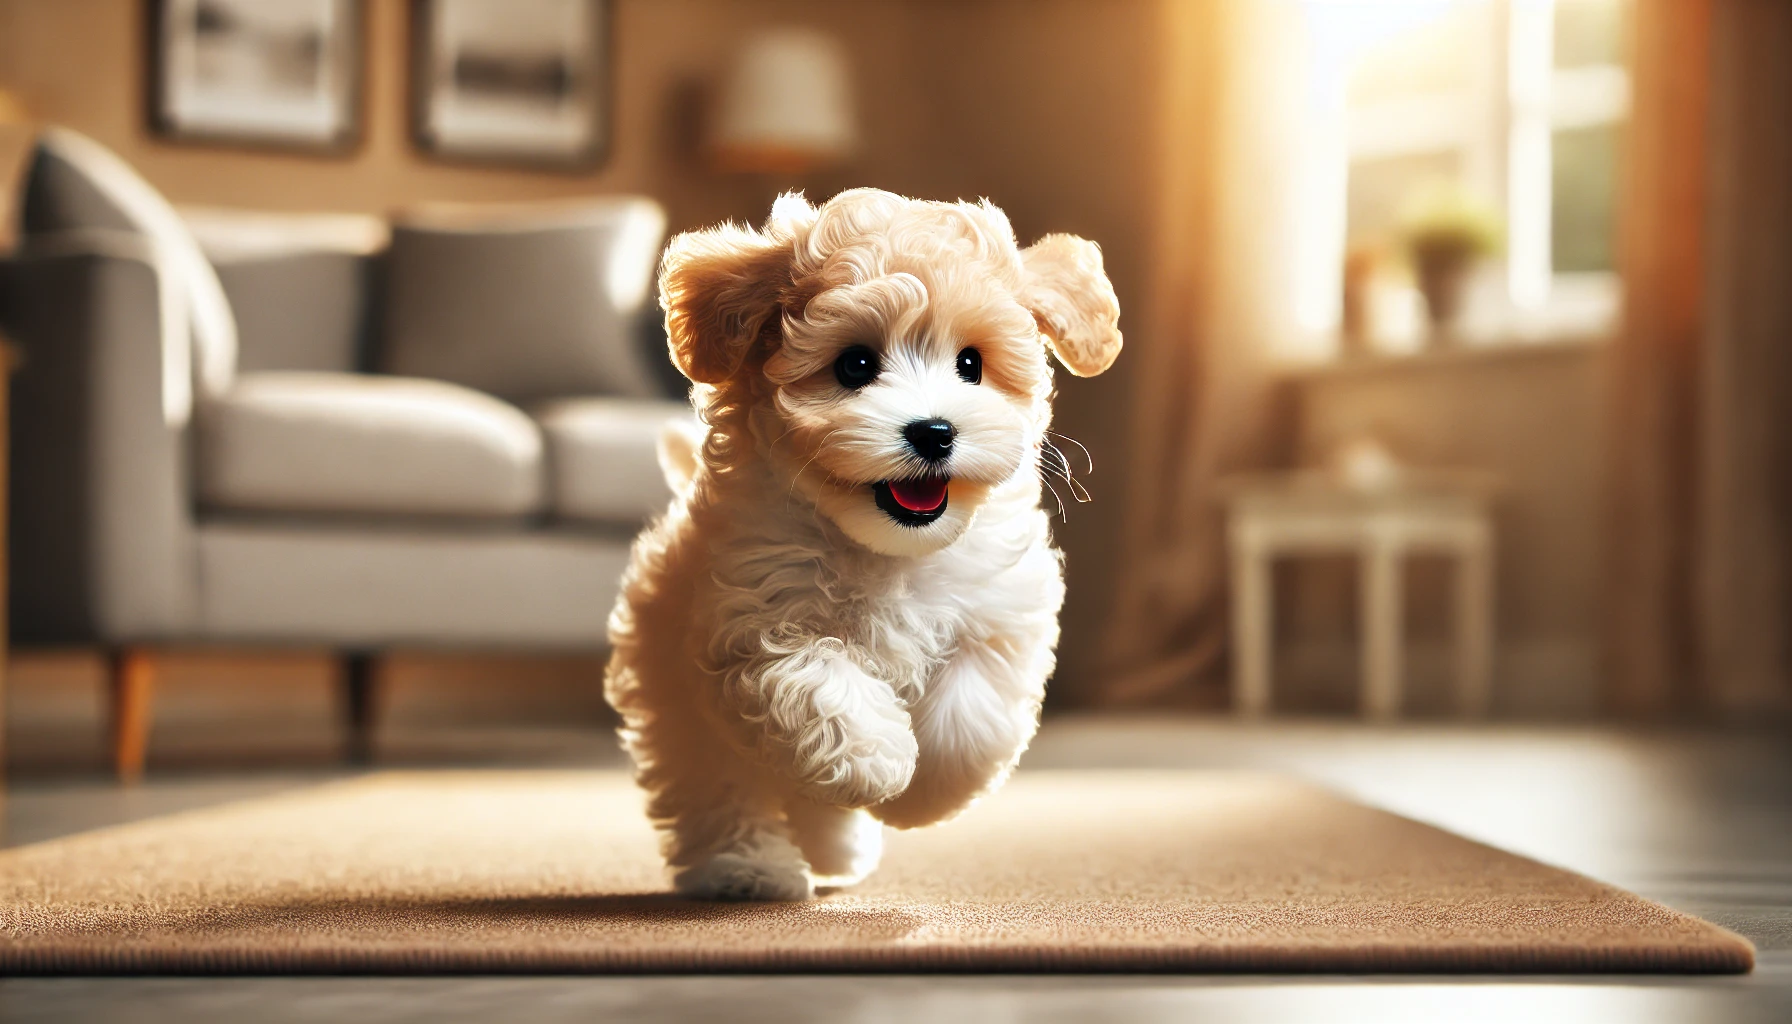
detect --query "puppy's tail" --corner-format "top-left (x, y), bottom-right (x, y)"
top-left (657, 417), bottom-right (707, 495)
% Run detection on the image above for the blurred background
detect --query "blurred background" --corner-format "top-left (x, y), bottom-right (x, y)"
top-left (0, 0), bottom-right (1786, 781)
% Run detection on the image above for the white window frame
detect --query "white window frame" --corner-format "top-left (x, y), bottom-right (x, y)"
top-left (1309, 0), bottom-right (1629, 354)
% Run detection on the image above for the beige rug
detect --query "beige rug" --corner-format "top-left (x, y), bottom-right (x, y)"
top-left (0, 771), bottom-right (1754, 974)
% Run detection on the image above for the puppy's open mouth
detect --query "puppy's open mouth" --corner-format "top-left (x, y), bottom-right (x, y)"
top-left (873, 476), bottom-right (949, 526)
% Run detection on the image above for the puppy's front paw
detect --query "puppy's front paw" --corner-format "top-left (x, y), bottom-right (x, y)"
top-left (675, 852), bottom-right (813, 902)
top-left (798, 725), bottom-right (918, 808)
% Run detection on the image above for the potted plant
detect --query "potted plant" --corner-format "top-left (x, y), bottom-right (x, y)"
top-left (1399, 184), bottom-right (1503, 341)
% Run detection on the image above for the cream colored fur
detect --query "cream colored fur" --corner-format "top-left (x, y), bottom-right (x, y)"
top-left (605, 189), bottom-right (1122, 900)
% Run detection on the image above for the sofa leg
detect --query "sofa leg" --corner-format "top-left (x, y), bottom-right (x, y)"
top-left (340, 652), bottom-right (380, 765)
top-left (107, 648), bottom-right (156, 784)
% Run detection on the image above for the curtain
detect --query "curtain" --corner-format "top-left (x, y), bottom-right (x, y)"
top-left (1602, 0), bottom-right (1711, 713)
top-left (1605, 0), bottom-right (1792, 717)
top-left (1097, 1), bottom-right (1300, 706)
top-left (1693, 0), bottom-right (1792, 715)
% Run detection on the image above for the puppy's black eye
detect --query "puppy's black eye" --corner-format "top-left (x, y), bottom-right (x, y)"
top-left (956, 347), bottom-right (982, 384)
top-left (833, 345), bottom-right (880, 390)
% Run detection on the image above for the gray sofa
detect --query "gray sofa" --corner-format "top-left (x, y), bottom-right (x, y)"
top-left (1, 129), bottom-right (689, 778)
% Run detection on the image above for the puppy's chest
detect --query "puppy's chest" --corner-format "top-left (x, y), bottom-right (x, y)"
top-left (705, 507), bottom-right (1051, 693)
top-left (814, 559), bottom-right (972, 688)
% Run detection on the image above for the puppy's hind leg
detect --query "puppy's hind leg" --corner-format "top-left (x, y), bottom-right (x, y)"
top-left (644, 746), bottom-right (813, 901)
top-left (784, 796), bottom-right (884, 889)
top-left (675, 831), bottom-right (813, 902)
top-left (662, 787), bottom-right (813, 901)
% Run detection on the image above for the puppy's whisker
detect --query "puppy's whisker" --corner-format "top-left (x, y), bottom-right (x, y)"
top-left (1046, 430), bottom-right (1093, 476)
top-left (1040, 474), bottom-right (1070, 521)
top-left (1039, 438), bottom-right (1092, 503)
top-left (789, 429), bottom-right (845, 499)
top-left (1043, 464), bottom-right (1091, 504)
top-left (1040, 440), bottom-right (1073, 477)
top-left (1039, 448), bottom-right (1075, 478)
top-left (768, 421), bottom-right (821, 466)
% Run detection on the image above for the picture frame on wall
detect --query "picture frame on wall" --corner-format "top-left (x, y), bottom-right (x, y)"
top-left (410, 0), bottom-right (610, 170)
top-left (148, 0), bottom-right (365, 152)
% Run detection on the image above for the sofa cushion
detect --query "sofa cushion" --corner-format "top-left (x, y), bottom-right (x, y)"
top-left (183, 206), bottom-right (388, 373)
top-left (21, 128), bottom-right (237, 397)
top-left (199, 373), bottom-right (544, 519)
top-left (207, 249), bottom-right (377, 373)
top-left (534, 398), bottom-right (693, 524)
top-left (380, 199), bottom-right (669, 403)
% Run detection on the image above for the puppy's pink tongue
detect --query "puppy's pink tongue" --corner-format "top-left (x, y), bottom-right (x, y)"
top-left (889, 477), bottom-right (948, 512)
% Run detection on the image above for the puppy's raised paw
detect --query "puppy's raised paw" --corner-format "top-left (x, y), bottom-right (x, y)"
top-left (675, 852), bottom-right (814, 902)
top-left (798, 731), bottom-right (919, 809)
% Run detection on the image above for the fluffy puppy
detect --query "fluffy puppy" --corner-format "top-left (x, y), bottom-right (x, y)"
top-left (605, 188), bottom-right (1122, 900)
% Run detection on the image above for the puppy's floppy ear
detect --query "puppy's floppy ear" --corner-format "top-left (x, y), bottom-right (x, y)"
top-left (659, 224), bottom-right (793, 385)
top-left (1018, 234), bottom-right (1123, 377)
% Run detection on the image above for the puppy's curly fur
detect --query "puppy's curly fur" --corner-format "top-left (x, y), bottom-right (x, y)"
top-left (606, 189), bottom-right (1122, 900)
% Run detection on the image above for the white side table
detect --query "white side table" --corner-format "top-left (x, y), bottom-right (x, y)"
top-left (1220, 472), bottom-right (1497, 720)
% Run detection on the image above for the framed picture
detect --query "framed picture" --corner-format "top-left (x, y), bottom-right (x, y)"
top-left (147, 0), bottom-right (365, 152)
top-left (410, 0), bottom-right (610, 170)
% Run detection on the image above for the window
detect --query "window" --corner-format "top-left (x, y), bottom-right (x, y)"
top-left (1303, 0), bottom-right (1630, 356)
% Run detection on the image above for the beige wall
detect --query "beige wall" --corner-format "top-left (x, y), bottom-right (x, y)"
top-left (0, 0), bottom-right (955, 229)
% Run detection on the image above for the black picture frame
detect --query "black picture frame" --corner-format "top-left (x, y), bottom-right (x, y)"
top-left (146, 0), bottom-right (366, 154)
top-left (408, 0), bottom-right (611, 172)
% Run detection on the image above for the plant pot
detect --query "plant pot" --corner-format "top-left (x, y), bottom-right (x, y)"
top-left (1413, 245), bottom-right (1473, 341)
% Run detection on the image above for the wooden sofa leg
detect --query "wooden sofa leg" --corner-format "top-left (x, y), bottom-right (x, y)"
top-left (340, 652), bottom-right (380, 765)
top-left (108, 648), bottom-right (156, 784)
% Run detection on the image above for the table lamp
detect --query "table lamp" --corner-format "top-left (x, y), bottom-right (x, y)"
top-left (708, 28), bottom-right (856, 175)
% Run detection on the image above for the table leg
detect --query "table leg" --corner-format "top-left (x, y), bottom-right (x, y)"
top-left (1456, 534), bottom-right (1495, 717)
top-left (1232, 540), bottom-right (1273, 717)
top-left (1361, 535), bottom-right (1403, 720)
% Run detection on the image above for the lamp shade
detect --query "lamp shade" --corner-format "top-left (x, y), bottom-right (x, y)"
top-left (709, 28), bottom-right (855, 174)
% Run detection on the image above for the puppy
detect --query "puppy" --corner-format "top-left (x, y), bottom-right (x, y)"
top-left (606, 189), bottom-right (1122, 900)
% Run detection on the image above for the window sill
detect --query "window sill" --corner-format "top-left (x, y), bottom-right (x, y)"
top-left (1278, 331), bottom-right (1607, 382)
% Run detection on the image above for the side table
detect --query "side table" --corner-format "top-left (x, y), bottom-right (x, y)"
top-left (1221, 471), bottom-right (1498, 720)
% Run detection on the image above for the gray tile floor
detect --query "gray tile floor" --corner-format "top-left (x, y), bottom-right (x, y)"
top-left (3, 716), bottom-right (1790, 1023)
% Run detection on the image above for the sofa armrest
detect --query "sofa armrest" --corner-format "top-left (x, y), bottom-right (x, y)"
top-left (5, 230), bottom-right (201, 642)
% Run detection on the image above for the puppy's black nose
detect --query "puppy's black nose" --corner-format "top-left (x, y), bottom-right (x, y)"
top-left (903, 418), bottom-right (956, 463)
